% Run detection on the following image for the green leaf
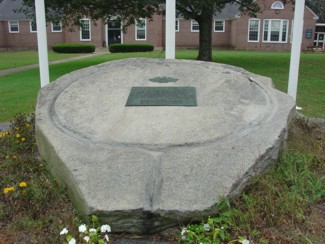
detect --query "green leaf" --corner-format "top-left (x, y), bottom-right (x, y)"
top-left (92, 215), bottom-right (99, 223)
top-left (220, 231), bottom-right (225, 240)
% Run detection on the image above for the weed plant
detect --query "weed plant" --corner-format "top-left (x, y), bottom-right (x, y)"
top-left (0, 114), bottom-right (79, 242)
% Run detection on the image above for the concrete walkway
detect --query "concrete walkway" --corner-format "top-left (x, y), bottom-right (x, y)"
top-left (0, 48), bottom-right (109, 77)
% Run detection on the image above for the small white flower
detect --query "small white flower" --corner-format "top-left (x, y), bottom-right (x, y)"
top-left (83, 236), bottom-right (90, 242)
top-left (89, 228), bottom-right (97, 233)
top-left (241, 239), bottom-right (250, 244)
top-left (203, 223), bottom-right (210, 232)
top-left (101, 224), bottom-right (111, 233)
top-left (221, 226), bottom-right (224, 230)
top-left (105, 234), bottom-right (109, 241)
top-left (69, 237), bottom-right (76, 244)
top-left (79, 224), bottom-right (87, 233)
top-left (60, 227), bottom-right (68, 235)
top-left (181, 227), bottom-right (187, 236)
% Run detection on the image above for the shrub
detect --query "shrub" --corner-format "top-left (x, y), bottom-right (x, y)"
top-left (109, 43), bottom-right (154, 53)
top-left (52, 43), bottom-right (95, 53)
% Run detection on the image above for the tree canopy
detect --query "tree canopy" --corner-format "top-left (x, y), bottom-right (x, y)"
top-left (306, 0), bottom-right (325, 22)
top-left (21, 0), bottom-right (162, 27)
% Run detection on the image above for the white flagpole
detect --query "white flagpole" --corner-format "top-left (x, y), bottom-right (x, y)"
top-left (165, 0), bottom-right (176, 59)
top-left (35, 0), bottom-right (50, 87)
top-left (288, 0), bottom-right (305, 101)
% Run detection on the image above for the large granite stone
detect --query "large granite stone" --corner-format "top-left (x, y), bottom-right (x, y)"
top-left (35, 58), bottom-right (295, 233)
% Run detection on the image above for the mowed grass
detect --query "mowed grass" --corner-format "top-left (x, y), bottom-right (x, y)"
top-left (0, 51), bottom-right (85, 70)
top-left (0, 50), bottom-right (324, 122)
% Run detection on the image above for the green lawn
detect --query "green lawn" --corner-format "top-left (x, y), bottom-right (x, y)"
top-left (0, 50), bottom-right (324, 122)
top-left (0, 51), bottom-right (86, 70)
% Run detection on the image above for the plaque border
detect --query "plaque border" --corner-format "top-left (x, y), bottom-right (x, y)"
top-left (125, 87), bottom-right (197, 107)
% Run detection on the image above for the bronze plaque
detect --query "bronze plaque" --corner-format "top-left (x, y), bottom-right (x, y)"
top-left (125, 87), bottom-right (197, 106)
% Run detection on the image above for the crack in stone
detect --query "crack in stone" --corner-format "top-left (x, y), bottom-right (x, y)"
top-left (143, 152), bottom-right (163, 232)
top-left (146, 152), bottom-right (163, 211)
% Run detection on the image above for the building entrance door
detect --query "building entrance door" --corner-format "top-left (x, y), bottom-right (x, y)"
top-left (107, 20), bottom-right (121, 45)
top-left (314, 33), bottom-right (325, 49)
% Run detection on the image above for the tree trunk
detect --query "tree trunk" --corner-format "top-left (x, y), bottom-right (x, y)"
top-left (197, 8), bottom-right (214, 61)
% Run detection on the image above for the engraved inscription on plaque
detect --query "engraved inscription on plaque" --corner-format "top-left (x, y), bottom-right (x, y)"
top-left (149, 76), bottom-right (178, 83)
top-left (125, 87), bottom-right (197, 106)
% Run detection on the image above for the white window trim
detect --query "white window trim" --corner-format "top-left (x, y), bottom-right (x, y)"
top-left (80, 18), bottom-right (91, 41)
top-left (290, 20), bottom-right (294, 43)
top-left (8, 21), bottom-right (19, 33)
top-left (263, 19), bottom-right (289, 43)
top-left (214, 20), bottom-right (225, 32)
top-left (271, 1), bottom-right (284, 10)
top-left (248, 18), bottom-right (260, 42)
top-left (191, 20), bottom-right (199, 32)
top-left (51, 21), bottom-right (62, 32)
top-left (175, 19), bottom-right (179, 32)
top-left (135, 18), bottom-right (147, 41)
top-left (30, 21), bottom-right (37, 33)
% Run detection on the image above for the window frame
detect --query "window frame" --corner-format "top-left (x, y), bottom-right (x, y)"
top-left (80, 18), bottom-right (91, 41)
top-left (248, 19), bottom-right (260, 42)
top-left (175, 19), bottom-right (179, 32)
top-left (8, 21), bottom-right (19, 33)
top-left (135, 18), bottom-right (147, 40)
top-left (263, 19), bottom-right (289, 43)
top-left (30, 20), bottom-right (37, 33)
top-left (271, 1), bottom-right (284, 10)
top-left (214, 20), bottom-right (225, 32)
top-left (51, 21), bottom-right (62, 32)
top-left (191, 20), bottom-right (199, 32)
top-left (290, 20), bottom-right (294, 43)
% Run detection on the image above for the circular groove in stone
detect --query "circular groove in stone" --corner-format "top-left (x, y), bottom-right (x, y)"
top-left (51, 59), bottom-right (274, 146)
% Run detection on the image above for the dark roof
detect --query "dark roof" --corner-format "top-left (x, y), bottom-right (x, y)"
top-left (0, 0), bottom-right (28, 20)
top-left (162, 3), bottom-right (240, 20)
top-left (213, 3), bottom-right (240, 19)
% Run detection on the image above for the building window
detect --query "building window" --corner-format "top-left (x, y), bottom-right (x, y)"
top-left (214, 20), bottom-right (225, 32)
top-left (191, 20), bottom-right (199, 32)
top-left (175, 20), bottom-right (179, 32)
top-left (8, 21), bottom-right (19, 33)
top-left (271, 1), bottom-right (284, 9)
top-left (263, 19), bottom-right (288, 43)
top-left (135, 18), bottom-right (146, 40)
top-left (51, 21), bottom-right (62, 32)
top-left (80, 19), bottom-right (91, 41)
top-left (30, 21), bottom-right (37, 32)
top-left (248, 19), bottom-right (260, 42)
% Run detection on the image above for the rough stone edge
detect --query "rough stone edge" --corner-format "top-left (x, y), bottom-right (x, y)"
top-left (35, 121), bottom-right (91, 218)
top-left (0, 122), bottom-right (11, 132)
top-left (227, 98), bottom-right (297, 200)
top-left (295, 112), bottom-right (325, 128)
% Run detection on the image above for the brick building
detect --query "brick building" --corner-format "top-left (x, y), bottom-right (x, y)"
top-left (0, 0), bottom-right (319, 51)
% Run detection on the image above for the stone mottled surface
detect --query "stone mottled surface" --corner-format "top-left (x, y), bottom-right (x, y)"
top-left (35, 58), bottom-right (295, 233)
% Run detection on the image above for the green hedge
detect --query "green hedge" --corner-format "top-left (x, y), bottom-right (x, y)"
top-left (109, 43), bottom-right (154, 53)
top-left (52, 43), bottom-right (96, 53)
